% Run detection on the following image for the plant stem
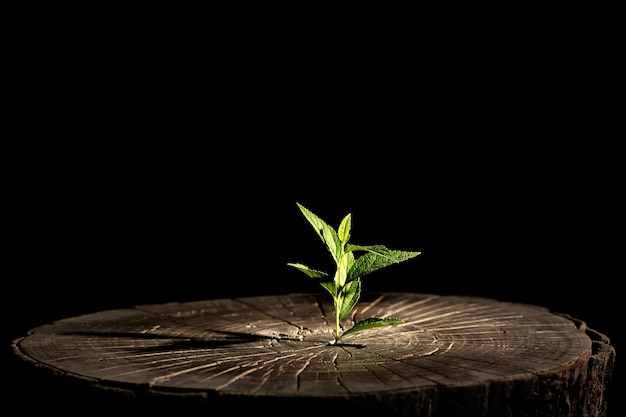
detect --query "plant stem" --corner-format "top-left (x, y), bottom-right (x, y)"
top-left (334, 297), bottom-right (341, 344)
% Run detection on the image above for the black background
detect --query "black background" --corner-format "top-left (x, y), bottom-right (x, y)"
top-left (4, 15), bottom-right (622, 415)
top-left (5, 140), bottom-right (622, 415)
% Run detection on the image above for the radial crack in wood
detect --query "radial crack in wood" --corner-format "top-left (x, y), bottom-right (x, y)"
top-left (11, 292), bottom-right (615, 416)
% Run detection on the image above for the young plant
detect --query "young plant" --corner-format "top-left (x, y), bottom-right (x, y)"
top-left (287, 202), bottom-right (421, 345)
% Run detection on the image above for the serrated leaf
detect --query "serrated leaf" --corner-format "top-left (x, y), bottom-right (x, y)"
top-left (346, 246), bottom-right (421, 282)
top-left (347, 244), bottom-right (421, 261)
top-left (338, 279), bottom-right (361, 320)
top-left (287, 263), bottom-right (336, 297)
top-left (345, 244), bottom-right (387, 253)
top-left (318, 281), bottom-right (337, 297)
top-left (286, 262), bottom-right (329, 279)
top-left (296, 203), bottom-right (342, 262)
top-left (340, 317), bottom-right (404, 339)
top-left (290, 203), bottom-right (421, 344)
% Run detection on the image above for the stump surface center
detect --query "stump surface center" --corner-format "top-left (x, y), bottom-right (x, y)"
top-left (14, 292), bottom-right (593, 397)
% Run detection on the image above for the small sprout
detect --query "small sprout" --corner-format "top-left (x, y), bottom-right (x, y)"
top-left (287, 202), bottom-right (421, 345)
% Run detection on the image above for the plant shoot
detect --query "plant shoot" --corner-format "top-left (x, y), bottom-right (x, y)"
top-left (287, 202), bottom-right (421, 344)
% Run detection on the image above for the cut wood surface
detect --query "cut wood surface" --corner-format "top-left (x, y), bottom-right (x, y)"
top-left (12, 292), bottom-right (615, 416)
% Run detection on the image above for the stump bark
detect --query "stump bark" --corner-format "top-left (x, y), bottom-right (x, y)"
top-left (11, 292), bottom-right (615, 416)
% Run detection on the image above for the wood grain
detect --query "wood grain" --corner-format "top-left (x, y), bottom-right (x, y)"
top-left (12, 292), bottom-right (615, 416)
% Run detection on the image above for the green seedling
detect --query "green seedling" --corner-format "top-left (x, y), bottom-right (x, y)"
top-left (287, 202), bottom-right (421, 345)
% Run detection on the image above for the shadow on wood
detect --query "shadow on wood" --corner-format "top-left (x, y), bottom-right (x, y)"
top-left (10, 293), bottom-right (616, 417)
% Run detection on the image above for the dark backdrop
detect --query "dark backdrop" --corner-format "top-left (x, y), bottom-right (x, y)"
top-left (4, 20), bottom-right (622, 413)
top-left (5, 140), bottom-right (622, 414)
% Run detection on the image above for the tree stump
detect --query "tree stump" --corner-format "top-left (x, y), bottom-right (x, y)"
top-left (11, 292), bottom-right (615, 417)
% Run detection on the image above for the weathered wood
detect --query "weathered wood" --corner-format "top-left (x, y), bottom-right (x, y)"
top-left (11, 292), bottom-right (615, 416)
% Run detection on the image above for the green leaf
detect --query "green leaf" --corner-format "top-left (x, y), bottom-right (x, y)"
top-left (290, 203), bottom-right (421, 344)
top-left (337, 212), bottom-right (351, 247)
top-left (338, 279), bottom-right (361, 320)
top-left (319, 281), bottom-right (337, 297)
top-left (341, 317), bottom-right (404, 339)
top-left (286, 262), bottom-right (329, 279)
top-left (347, 244), bottom-right (421, 261)
top-left (296, 203), bottom-right (342, 262)
top-left (334, 252), bottom-right (351, 287)
top-left (287, 262), bottom-right (336, 297)
top-left (345, 244), bottom-right (387, 253)
top-left (347, 246), bottom-right (421, 282)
